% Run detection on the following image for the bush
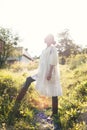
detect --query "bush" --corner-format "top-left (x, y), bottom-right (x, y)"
top-left (9, 62), bottom-right (27, 72)
top-left (0, 70), bottom-right (42, 129)
top-left (59, 81), bottom-right (87, 129)
top-left (0, 71), bottom-right (25, 124)
top-left (59, 56), bottom-right (66, 65)
top-left (66, 54), bottom-right (87, 69)
top-left (27, 60), bottom-right (39, 70)
top-left (75, 81), bottom-right (87, 102)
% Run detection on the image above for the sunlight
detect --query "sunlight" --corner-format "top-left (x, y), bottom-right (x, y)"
top-left (0, 0), bottom-right (87, 56)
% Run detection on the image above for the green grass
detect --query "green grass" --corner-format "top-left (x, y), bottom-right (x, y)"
top-left (0, 58), bottom-right (87, 129)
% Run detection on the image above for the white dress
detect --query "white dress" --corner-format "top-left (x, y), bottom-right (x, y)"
top-left (35, 45), bottom-right (62, 97)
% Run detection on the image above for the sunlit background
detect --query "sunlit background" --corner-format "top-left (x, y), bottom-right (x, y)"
top-left (0, 0), bottom-right (87, 56)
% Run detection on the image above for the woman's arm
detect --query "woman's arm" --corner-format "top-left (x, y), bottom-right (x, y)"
top-left (47, 65), bottom-right (54, 80)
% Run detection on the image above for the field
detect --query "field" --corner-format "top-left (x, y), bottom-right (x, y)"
top-left (0, 57), bottom-right (87, 130)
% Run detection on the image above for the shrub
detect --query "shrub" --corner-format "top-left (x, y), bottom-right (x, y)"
top-left (59, 56), bottom-right (66, 65)
top-left (9, 62), bottom-right (27, 72)
top-left (27, 60), bottom-right (39, 70)
top-left (0, 71), bottom-right (24, 124)
top-left (67, 54), bottom-right (87, 69)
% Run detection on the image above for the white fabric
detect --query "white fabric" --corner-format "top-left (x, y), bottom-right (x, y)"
top-left (32, 74), bottom-right (38, 80)
top-left (35, 45), bottom-right (62, 97)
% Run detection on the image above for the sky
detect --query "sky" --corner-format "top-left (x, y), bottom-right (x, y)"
top-left (0, 0), bottom-right (87, 57)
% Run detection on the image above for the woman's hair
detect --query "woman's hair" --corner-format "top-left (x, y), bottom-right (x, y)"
top-left (44, 34), bottom-right (56, 45)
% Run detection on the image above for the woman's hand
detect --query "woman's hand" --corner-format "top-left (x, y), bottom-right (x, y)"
top-left (47, 72), bottom-right (52, 80)
top-left (47, 65), bottom-right (54, 80)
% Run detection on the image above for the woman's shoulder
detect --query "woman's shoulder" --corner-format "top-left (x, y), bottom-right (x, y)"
top-left (50, 45), bottom-right (57, 53)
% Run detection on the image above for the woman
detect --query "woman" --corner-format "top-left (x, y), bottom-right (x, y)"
top-left (35, 34), bottom-right (62, 115)
top-left (17, 34), bottom-right (62, 115)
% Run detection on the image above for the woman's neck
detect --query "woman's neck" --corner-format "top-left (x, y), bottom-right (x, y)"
top-left (47, 44), bottom-right (52, 48)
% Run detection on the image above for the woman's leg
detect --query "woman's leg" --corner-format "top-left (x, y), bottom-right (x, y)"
top-left (8, 76), bottom-right (35, 125)
top-left (16, 76), bottom-right (35, 101)
top-left (52, 96), bottom-right (58, 115)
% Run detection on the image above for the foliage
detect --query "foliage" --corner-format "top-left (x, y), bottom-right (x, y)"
top-left (0, 27), bottom-right (19, 67)
top-left (9, 62), bottom-right (27, 72)
top-left (59, 56), bottom-right (66, 65)
top-left (0, 69), bottom-right (42, 129)
top-left (7, 59), bottom-right (38, 72)
top-left (27, 59), bottom-right (39, 70)
top-left (59, 81), bottom-right (87, 129)
top-left (59, 63), bottom-right (87, 130)
top-left (81, 46), bottom-right (87, 54)
top-left (66, 54), bottom-right (87, 69)
top-left (0, 70), bottom-right (25, 124)
top-left (57, 29), bottom-right (81, 58)
top-left (0, 57), bottom-right (87, 129)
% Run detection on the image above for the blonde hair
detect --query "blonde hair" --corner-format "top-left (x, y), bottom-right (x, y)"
top-left (44, 34), bottom-right (56, 45)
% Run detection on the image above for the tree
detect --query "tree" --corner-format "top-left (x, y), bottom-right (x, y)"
top-left (56, 29), bottom-right (81, 57)
top-left (0, 27), bottom-right (19, 67)
top-left (82, 46), bottom-right (87, 54)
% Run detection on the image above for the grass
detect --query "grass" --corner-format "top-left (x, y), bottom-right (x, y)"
top-left (0, 59), bottom-right (87, 129)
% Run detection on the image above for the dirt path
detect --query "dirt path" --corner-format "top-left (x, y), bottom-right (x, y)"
top-left (33, 110), bottom-right (62, 130)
